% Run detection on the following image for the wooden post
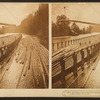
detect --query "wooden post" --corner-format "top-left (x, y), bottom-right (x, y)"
top-left (60, 57), bottom-right (65, 87)
top-left (90, 45), bottom-right (93, 58)
top-left (98, 42), bottom-right (100, 51)
top-left (70, 40), bottom-right (72, 45)
top-left (80, 49), bottom-right (85, 70)
top-left (61, 42), bottom-right (63, 48)
top-left (57, 42), bottom-right (59, 49)
top-left (65, 41), bottom-right (67, 47)
top-left (0, 48), bottom-right (2, 62)
top-left (87, 47), bottom-right (90, 60)
top-left (52, 43), bottom-right (54, 51)
top-left (87, 46), bottom-right (91, 67)
top-left (95, 44), bottom-right (97, 53)
top-left (97, 43), bottom-right (99, 52)
top-left (97, 43), bottom-right (99, 51)
top-left (72, 52), bottom-right (78, 76)
top-left (1, 47), bottom-right (4, 61)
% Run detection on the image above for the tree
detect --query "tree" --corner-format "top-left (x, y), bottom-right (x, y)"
top-left (70, 22), bottom-right (80, 35)
top-left (52, 15), bottom-right (71, 37)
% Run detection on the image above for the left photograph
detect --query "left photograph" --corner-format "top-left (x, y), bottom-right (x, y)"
top-left (0, 3), bottom-right (49, 88)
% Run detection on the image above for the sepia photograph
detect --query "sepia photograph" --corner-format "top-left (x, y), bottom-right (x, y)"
top-left (52, 3), bottom-right (100, 88)
top-left (0, 3), bottom-right (49, 89)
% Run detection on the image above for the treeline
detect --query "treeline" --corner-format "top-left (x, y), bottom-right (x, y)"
top-left (19, 4), bottom-right (49, 49)
top-left (52, 15), bottom-right (92, 37)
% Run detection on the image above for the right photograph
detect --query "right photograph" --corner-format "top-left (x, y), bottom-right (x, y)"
top-left (52, 3), bottom-right (100, 88)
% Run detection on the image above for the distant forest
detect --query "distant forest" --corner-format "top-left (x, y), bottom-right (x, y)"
top-left (19, 4), bottom-right (48, 49)
top-left (0, 4), bottom-right (48, 49)
top-left (52, 15), bottom-right (99, 37)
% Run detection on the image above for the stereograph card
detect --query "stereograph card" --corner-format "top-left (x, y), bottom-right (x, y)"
top-left (0, 2), bottom-right (99, 97)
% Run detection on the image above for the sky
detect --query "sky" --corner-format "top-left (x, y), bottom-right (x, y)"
top-left (0, 3), bottom-right (39, 25)
top-left (52, 3), bottom-right (100, 28)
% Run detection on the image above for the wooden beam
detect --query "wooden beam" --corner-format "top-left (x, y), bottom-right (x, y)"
top-left (0, 23), bottom-right (15, 26)
top-left (69, 20), bottom-right (100, 26)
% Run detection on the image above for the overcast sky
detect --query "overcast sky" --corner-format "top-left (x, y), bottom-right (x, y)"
top-left (52, 3), bottom-right (100, 28)
top-left (0, 3), bottom-right (39, 25)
